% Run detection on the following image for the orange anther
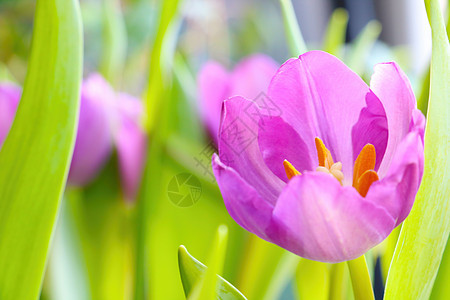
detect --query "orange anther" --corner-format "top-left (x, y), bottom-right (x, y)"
top-left (283, 160), bottom-right (301, 180)
top-left (355, 170), bottom-right (379, 197)
top-left (352, 144), bottom-right (376, 187)
top-left (315, 137), bottom-right (334, 168)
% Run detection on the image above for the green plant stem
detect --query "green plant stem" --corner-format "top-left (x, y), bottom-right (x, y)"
top-left (329, 263), bottom-right (346, 300)
top-left (279, 0), bottom-right (307, 56)
top-left (347, 256), bottom-right (374, 300)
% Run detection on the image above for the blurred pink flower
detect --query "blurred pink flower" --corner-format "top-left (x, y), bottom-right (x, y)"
top-left (212, 51), bottom-right (425, 262)
top-left (68, 74), bottom-right (116, 186)
top-left (0, 74), bottom-right (147, 200)
top-left (0, 83), bottom-right (21, 148)
top-left (114, 93), bottom-right (147, 201)
top-left (198, 54), bottom-right (278, 143)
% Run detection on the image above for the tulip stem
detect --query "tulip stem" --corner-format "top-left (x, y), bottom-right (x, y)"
top-left (347, 255), bottom-right (375, 300)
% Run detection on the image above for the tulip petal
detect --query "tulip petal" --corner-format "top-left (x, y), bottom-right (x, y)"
top-left (219, 96), bottom-right (284, 204)
top-left (115, 93), bottom-right (147, 201)
top-left (68, 74), bottom-right (115, 186)
top-left (198, 62), bottom-right (229, 143)
top-left (212, 154), bottom-right (274, 239)
top-left (370, 62), bottom-right (417, 176)
top-left (258, 116), bottom-right (313, 182)
top-left (351, 91), bottom-right (388, 171)
top-left (267, 172), bottom-right (395, 262)
top-left (268, 51), bottom-right (370, 181)
top-left (366, 128), bottom-right (424, 226)
top-left (0, 83), bottom-right (21, 147)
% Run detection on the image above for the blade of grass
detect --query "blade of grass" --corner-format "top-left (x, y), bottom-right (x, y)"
top-left (384, 0), bottom-right (450, 298)
top-left (0, 0), bottom-right (83, 299)
top-left (322, 8), bottom-right (349, 58)
top-left (279, 0), bottom-right (307, 56)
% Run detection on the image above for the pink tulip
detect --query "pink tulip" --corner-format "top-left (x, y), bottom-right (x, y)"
top-left (212, 51), bottom-right (425, 262)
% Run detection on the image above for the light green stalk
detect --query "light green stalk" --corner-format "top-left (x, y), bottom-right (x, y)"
top-left (347, 256), bottom-right (374, 300)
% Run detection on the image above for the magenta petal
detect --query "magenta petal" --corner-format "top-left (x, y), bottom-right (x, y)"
top-left (212, 154), bottom-right (274, 239)
top-left (351, 91), bottom-right (388, 171)
top-left (219, 96), bottom-right (284, 204)
top-left (115, 93), bottom-right (147, 201)
top-left (0, 83), bottom-right (21, 148)
top-left (68, 74), bottom-right (115, 186)
top-left (267, 173), bottom-right (395, 263)
top-left (198, 61), bottom-right (229, 143)
top-left (268, 51), bottom-right (370, 181)
top-left (370, 62), bottom-right (417, 176)
top-left (258, 116), bottom-right (313, 182)
top-left (367, 128), bottom-right (424, 226)
top-left (228, 54), bottom-right (278, 99)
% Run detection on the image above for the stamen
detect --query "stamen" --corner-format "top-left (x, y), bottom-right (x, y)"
top-left (355, 170), bottom-right (379, 197)
top-left (314, 138), bottom-right (343, 184)
top-left (352, 144), bottom-right (376, 187)
top-left (283, 160), bottom-right (301, 180)
top-left (315, 137), bottom-right (334, 168)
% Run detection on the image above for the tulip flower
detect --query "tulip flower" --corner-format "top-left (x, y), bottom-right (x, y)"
top-left (68, 74), bottom-right (116, 186)
top-left (198, 54), bottom-right (278, 143)
top-left (0, 83), bottom-right (21, 148)
top-left (212, 51), bottom-right (425, 263)
top-left (114, 93), bottom-right (147, 201)
top-left (1, 75), bottom-right (146, 199)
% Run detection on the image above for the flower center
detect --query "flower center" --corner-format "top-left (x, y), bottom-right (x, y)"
top-left (283, 137), bottom-right (379, 197)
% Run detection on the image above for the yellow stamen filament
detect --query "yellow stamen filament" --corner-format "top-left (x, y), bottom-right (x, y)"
top-left (352, 144), bottom-right (376, 187)
top-left (355, 170), bottom-right (379, 197)
top-left (283, 160), bottom-right (301, 180)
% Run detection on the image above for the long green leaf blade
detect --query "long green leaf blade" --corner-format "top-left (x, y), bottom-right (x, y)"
top-left (279, 0), bottom-right (307, 56)
top-left (322, 8), bottom-right (349, 58)
top-left (178, 245), bottom-right (247, 300)
top-left (384, 0), bottom-right (450, 298)
top-left (0, 0), bottom-right (83, 298)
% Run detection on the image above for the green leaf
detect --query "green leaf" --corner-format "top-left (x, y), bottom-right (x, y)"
top-left (100, 0), bottom-right (127, 86)
top-left (178, 245), bottom-right (247, 300)
top-left (430, 239), bottom-right (450, 299)
top-left (384, 0), bottom-right (450, 298)
top-left (322, 8), bottom-right (349, 58)
top-left (0, 0), bottom-right (83, 299)
top-left (279, 0), bottom-right (307, 56)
